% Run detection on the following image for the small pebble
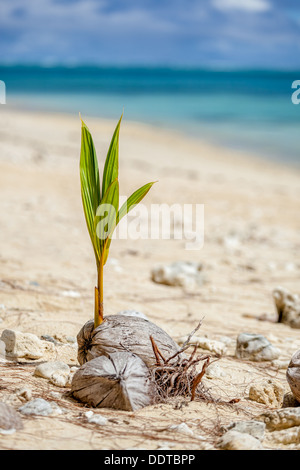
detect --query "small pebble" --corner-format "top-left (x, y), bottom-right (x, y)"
top-left (249, 379), bottom-right (284, 407)
top-left (34, 361), bottom-right (70, 380)
top-left (178, 336), bottom-right (227, 356)
top-left (205, 363), bottom-right (227, 379)
top-left (15, 387), bottom-right (32, 402)
top-left (50, 371), bottom-right (69, 387)
top-left (0, 329), bottom-right (47, 360)
top-left (257, 407), bottom-right (300, 431)
top-left (236, 333), bottom-right (281, 362)
top-left (49, 391), bottom-right (61, 399)
top-left (84, 411), bottom-right (108, 426)
top-left (151, 261), bottom-right (205, 289)
top-left (224, 420), bottom-right (265, 441)
top-left (168, 423), bottom-right (194, 436)
top-left (217, 430), bottom-right (263, 450)
top-left (19, 398), bottom-right (62, 417)
top-left (271, 359), bottom-right (290, 370)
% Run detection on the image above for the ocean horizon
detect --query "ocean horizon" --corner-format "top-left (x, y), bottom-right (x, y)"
top-left (1, 65), bottom-right (300, 165)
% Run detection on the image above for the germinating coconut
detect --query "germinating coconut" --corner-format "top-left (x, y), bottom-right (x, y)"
top-left (71, 351), bottom-right (155, 411)
top-left (77, 315), bottom-right (184, 368)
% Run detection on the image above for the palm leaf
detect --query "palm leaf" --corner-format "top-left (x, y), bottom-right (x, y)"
top-left (102, 114), bottom-right (123, 199)
top-left (117, 181), bottom-right (156, 225)
top-left (95, 178), bottom-right (119, 264)
top-left (80, 118), bottom-right (101, 261)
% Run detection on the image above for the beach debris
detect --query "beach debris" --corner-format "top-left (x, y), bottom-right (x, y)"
top-left (167, 422), bottom-right (194, 436)
top-left (257, 407), bottom-right (300, 431)
top-left (271, 359), bottom-right (290, 370)
top-left (265, 426), bottom-right (300, 446)
top-left (178, 335), bottom-right (227, 356)
top-left (49, 391), bottom-right (62, 400)
top-left (151, 261), bottom-right (205, 289)
top-left (75, 317), bottom-right (211, 408)
top-left (223, 420), bottom-right (265, 441)
top-left (52, 333), bottom-right (77, 344)
top-left (34, 361), bottom-right (70, 380)
top-left (77, 315), bottom-right (184, 368)
top-left (50, 371), bottom-right (70, 387)
top-left (61, 289), bottom-right (81, 298)
top-left (34, 361), bottom-right (78, 388)
top-left (0, 402), bottom-right (23, 435)
top-left (149, 329), bottom-right (211, 403)
top-left (219, 335), bottom-right (236, 347)
top-left (19, 398), bottom-right (62, 417)
top-left (2, 386), bottom-right (33, 407)
top-left (273, 286), bottom-right (300, 328)
top-left (0, 329), bottom-right (55, 360)
top-left (235, 332), bottom-right (281, 362)
top-left (71, 352), bottom-right (155, 411)
top-left (205, 362), bottom-right (227, 379)
top-left (217, 430), bottom-right (264, 450)
top-left (84, 410), bottom-right (108, 426)
top-left (65, 366), bottom-right (79, 387)
top-left (286, 349), bottom-right (300, 402)
top-left (15, 387), bottom-right (32, 403)
top-left (248, 379), bottom-right (285, 407)
top-left (117, 309), bottom-right (149, 321)
top-left (40, 334), bottom-right (58, 345)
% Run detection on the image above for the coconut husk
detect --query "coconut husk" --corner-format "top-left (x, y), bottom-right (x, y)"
top-left (77, 315), bottom-right (184, 367)
top-left (71, 351), bottom-right (155, 411)
top-left (286, 349), bottom-right (300, 402)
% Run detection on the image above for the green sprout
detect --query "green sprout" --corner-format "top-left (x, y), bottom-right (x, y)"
top-left (80, 114), bottom-right (155, 329)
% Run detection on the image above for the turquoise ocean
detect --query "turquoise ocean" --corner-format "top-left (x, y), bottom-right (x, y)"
top-left (0, 65), bottom-right (300, 165)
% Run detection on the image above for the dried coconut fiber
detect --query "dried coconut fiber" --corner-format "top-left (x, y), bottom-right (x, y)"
top-left (77, 315), bottom-right (184, 368)
top-left (71, 351), bottom-right (155, 411)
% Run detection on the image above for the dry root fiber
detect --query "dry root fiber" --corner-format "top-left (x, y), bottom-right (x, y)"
top-left (149, 334), bottom-right (211, 402)
top-left (77, 315), bottom-right (185, 368)
top-left (71, 351), bottom-right (155, 411)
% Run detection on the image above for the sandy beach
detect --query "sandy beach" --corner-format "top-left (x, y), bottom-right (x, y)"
top-left (0, 107), bottom-right (300, 450)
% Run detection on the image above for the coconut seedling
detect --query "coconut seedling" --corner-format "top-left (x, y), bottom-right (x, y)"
top-left (73, 115), bottom-right (211, 409)
top-left (80, 114), bottom-right (154, 329)
top-left (77, 115), bottom-right (184, 367)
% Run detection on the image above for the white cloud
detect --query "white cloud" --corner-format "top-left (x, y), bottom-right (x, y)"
top-left (212, 0), bottom-right (271, 13)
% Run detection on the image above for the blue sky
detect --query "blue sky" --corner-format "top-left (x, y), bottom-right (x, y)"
top-left (1, 0), bottom-right (300, 68)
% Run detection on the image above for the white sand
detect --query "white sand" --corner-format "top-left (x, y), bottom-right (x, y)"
top-left (0, 107), bottom-right (300, 450)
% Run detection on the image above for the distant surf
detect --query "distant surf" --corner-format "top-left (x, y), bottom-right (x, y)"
top-left (1, 65), bottom-right (299, 164)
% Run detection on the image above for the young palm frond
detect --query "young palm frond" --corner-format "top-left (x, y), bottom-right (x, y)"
top-left (80, 114), bottom-right (155, 328)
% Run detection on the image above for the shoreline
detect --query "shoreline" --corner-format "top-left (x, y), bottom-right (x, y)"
top-left (3, 103), bottom-right (300, 174)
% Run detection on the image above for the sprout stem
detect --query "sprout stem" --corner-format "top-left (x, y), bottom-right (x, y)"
top-left (94, 260), bottom-right (104, 328)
